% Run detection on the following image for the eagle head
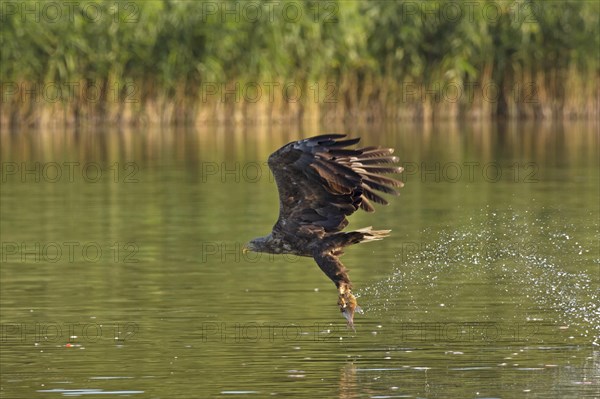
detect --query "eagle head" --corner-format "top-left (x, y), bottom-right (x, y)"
top-left (243, 235), bottom-right (272, 254)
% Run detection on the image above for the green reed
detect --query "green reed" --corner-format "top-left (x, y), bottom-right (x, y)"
top-left (1, 0), bottom-right (598, 127)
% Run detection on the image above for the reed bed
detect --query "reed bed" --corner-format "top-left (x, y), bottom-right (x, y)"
top-left (1, 0), bottom-right (598, 127)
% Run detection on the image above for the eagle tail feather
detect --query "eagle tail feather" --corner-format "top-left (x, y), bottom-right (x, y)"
top-left (327, 226), bottom-right (390, 249)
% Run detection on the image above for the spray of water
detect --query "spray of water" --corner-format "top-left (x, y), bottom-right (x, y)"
top-left (359, 210), bottom-right (600, 346)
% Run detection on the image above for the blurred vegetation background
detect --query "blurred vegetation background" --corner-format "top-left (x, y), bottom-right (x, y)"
top-left (1, 0), bottom-right (598, 127)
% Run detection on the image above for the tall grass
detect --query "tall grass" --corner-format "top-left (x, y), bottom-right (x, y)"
top-left (1, 0), bottom-right (598, 127)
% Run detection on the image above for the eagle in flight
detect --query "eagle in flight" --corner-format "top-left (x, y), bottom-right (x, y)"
top-left (245, 134), bottom-right (403, 328)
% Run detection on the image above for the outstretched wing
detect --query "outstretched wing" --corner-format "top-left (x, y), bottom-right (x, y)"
top-left (267, 134), bottom-right (403, 235)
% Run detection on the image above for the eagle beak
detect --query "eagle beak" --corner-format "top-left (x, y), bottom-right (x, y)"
top-left (242, 245), bottom-right (250, 254)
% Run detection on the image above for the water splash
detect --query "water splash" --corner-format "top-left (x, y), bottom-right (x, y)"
top-left (360, 210), bottom-right (599, 346)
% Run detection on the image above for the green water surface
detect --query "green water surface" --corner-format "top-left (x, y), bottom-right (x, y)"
top-left (1, 122), bottom-right (598, 398)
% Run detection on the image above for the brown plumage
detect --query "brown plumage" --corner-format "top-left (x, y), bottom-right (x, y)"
top-left (245, 134), bottom-right (403, 328)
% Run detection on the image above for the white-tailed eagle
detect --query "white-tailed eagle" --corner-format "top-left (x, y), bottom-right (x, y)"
top-left (245, 134), bottom-right (403, 328)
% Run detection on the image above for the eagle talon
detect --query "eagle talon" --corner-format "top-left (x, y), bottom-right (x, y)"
top-left (338, 289), bottom-right (361, 330)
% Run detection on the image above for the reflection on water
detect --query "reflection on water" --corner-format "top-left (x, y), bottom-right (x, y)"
top-left (37, 388), bottom-right (145, 397)
top-left (1, 121), bottom-right (598, 398)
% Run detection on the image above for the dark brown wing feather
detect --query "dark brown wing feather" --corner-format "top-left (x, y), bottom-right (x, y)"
top-left (267, 134), bottom-right (403, 235)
